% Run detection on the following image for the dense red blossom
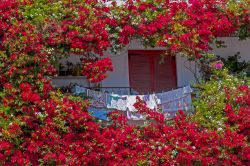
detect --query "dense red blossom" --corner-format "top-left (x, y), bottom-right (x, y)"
top-left (82, 57), bottom-right (113, 83)
top-left (0, 0), bottom-right (249, 165)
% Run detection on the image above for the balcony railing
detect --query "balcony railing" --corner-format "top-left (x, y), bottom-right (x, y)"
top-left (58, 83), bottom-right (188, 96)
top-left (59, 84), bottom-right (139, 95)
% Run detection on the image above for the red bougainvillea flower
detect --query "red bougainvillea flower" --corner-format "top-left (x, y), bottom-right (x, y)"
top-left (0, 0), bottom-right (249, 165)
top-left (20, 90), bottom-right (33, 102)
top-left (19, 82), bottom-right (31, 91)
top-left (82, 57), bottom-right (113, 83)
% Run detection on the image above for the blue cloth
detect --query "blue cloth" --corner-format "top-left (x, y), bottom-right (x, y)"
top-left (88, 107), bottom-right (112, 121)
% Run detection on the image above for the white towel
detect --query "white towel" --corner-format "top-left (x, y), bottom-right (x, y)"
top-left (106, 94), bottom-right (127, 111)
top-left (143, 94), bottom-right (159, 110)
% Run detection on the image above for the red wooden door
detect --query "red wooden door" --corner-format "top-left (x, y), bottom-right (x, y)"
top-left (129, 50), bottom-right (177, 94)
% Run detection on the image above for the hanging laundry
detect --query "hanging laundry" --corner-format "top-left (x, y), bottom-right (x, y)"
top-left (183, 85), bottom-right (193, 94)
top-left (142, 94), bottom-right (158, 110)
top-left (161, 98), bottom-right (180, 112)
top-left (126, 95), bottom-right (145, 112)
top-left (125, 95), bottom-right (145, 120)
top-left (87, 89), bottom-right (107, 108)
top-left (182, 94), bottom-right (192, 111)
top-left (161, 97), bottom-right (183, 119)
top-left (156, 87), bottom-right (184, 104)
top-left (157, 86), bottom-right (193, 118)
top-left (88, 107), bottom-right (112, 121)
top-left (78, 85), bottom-right (193, 120)
top-left (126, 110), bottom-right (145, 120)
top-left (163, 94), bottom-right (192, 118)
top-left (126, 96), bottom-right (137, 112)
top-left (107, 94), bottom-right (127, 111)
top-left (181, 85), bottom-right (193, 111)
top-left (73, 85), bottom-right (87, 95)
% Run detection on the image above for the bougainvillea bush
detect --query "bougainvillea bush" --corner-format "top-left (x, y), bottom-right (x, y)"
top-left (192, 68), bottom-right (248, 129)
top-left (0, 0), bottom-right (249, 165)
top-left (1, 91), bottom-right (250, 165)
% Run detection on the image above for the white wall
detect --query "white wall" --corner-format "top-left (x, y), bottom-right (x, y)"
top-left (103, 38), bottom-right (250, 87)
top-left (51, 76), bottom-right (89, 87)
top-left (177, 37), bottom-right (250, 86)
top-left (102, 39), bottom-right (198, 87)
top-left (102, 40), bottom-right (170, 87)
top-left (101, 49), bottom-right (130, 87)
top-left (212, 37), bottom-right (250, 61)
top-left (176, 55), bottom-right (198, 87)
top-left (52, 38), bottom-right (250, 88)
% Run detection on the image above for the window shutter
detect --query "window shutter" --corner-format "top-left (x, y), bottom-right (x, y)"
top-left (129, 53), bottom-right (151, 94)
top-left (129, 50), bottom-right (177, 94)
top-left (154, 55), bottom-right (177, 92)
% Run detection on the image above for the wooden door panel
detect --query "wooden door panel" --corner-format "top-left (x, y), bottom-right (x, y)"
top-left (129, 50), bottom-right (177, 94)
top-left (154, 55), bottom-right (177, 92)
top-left (129, 53), bottom-right (151, 94)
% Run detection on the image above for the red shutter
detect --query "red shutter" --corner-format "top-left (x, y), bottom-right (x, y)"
top-left (129, 52), bottom-right (151, 93)
top-left (154, 53), bottom-right (177, 92)
top-left (129, 50), bottom-right (177, 94)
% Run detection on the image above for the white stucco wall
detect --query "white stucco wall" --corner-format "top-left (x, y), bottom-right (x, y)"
top-left (51, 76), bottom-right (89, 87)
top-left (101, 49), bottom-right (130, 87)
top-left (102, 40), bottom-right (168, 87)
top-left (176, 37), bottom-right (250, 86)
top-left (101, 40), bottom-right (199, 88)
top-left (212, 37), bottom-right (250, 61)
top-left (176, 56), bottom-right (198, 87)
top-left (103, 38), bottom-right (250, 87)
top-left (52, 37), bottom-right (250, 88)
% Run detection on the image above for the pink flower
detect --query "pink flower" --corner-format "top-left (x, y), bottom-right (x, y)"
top-left (213, 63), bottom-right (223, 69)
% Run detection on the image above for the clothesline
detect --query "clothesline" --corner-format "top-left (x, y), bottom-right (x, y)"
top-left (73, 85), bottom-right (193, 121)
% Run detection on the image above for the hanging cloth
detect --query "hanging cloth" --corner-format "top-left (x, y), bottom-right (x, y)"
top-left (88, 107), bottom-right (112, 121)
top-left (125, 95), bottom-right (145, 120)
top-left (142, 94), bottom-right (159, 110)
top-left (126, 110), bottom-right (145, 120)
top-left (87, 89), bottom-right (107, 108)
top-left (73, 85), bottom-right (86, 95)
top-left (106, 94), bottom-right (127, 111)
top-left (157, 86), bottom-right (193, 117)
